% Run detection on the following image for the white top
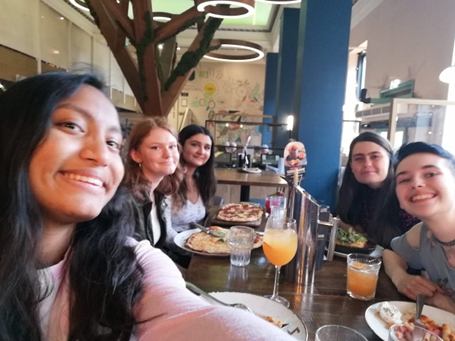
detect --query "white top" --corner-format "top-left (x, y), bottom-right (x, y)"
top-left (165, 195), bottom-right (206, 243)
top-left (150, 202), bottom-right (161, 246)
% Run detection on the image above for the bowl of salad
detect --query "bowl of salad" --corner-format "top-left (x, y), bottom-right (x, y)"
top-left (335, 227), bottom-right (376, 255)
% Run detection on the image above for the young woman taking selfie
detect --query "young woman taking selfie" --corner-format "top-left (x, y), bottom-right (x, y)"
top-left (0, 72), bottom-right (294, 340)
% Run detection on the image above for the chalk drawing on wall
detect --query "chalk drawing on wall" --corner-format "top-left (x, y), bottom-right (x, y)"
top-left (183, 63), bottom-right (265, 126)
top-left (204, 82), bottom-right (217, 95)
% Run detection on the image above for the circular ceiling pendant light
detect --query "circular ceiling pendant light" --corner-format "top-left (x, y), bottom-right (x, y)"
top-left (196, 0), bottom-right (255, 19)
top-left (204, 39), bottom-right (264, 62)
top-left (153, 12), bottom-right (175, 22)
top-left (69, 0), bottom-right (90, 11)
top-left (255, 0), bottom-right (301, 4)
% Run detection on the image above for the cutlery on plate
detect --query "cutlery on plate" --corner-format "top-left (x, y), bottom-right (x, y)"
top-left (413, 294), bottom-right (427, 337)
top-left (186, 282), bottom-right (253, 313)
top-left (190, 222), bottom-right (226, 238)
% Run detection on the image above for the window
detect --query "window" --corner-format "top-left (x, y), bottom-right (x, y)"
top-left (356, 51), bottom-right (367, 100)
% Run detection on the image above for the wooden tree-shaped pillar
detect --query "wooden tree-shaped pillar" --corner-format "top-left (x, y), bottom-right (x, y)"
top-left (86, 0), bottom-right (222, 117)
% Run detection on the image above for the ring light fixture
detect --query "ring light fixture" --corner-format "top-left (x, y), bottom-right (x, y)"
top-left (196, 0), bottom-right (255, 19)
top-left (204, 39), bottom-right (264, 62)
top-left (69, 0), bottom-right (89, 11)
top-left (153, 12), bottom-right (175, 22)
top-left (255, 0), bottom-right (301, 4)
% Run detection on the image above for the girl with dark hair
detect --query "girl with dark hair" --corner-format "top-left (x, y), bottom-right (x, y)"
top-left (0, 72), bottom-right (294, 340)
top-left (384, 142), bottom-right (455, 313)
top-left (336, 132), bottom-right (419, 248)
top-left (166, 124), bottom-right (217, 241)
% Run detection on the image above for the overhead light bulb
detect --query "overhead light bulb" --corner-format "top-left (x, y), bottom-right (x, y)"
top-left (287, 115), bottom-right (294, 131)
top-left (439, 65), bottom-right (455, 84)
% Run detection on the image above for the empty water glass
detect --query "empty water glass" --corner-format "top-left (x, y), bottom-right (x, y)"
top-left (229, 226), bottom-right (255, 267)
top-left (316, 325), bottom-right (367, 341)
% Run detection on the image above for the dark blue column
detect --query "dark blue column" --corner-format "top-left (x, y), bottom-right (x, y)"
top-left (262, 53), bottom-right (278, 147)
top-left (273, 8), bottom-right (301, 150)
top-left (294, 0), bottom-right (352, 208)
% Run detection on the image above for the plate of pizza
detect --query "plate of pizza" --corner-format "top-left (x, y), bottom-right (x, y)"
top-left (174, 226), bottom-right (263, 256)
top-left (216, 202), bottom-right (264, 223)
top-left (203, 292), bottom-right (308, 340)
top-left (365, 301), bottom-right (455, 340)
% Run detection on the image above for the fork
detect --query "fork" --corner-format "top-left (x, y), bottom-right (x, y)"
top-left (190, 222), bottom-right (226, 238)
top-left (186, 282), bottom-right (253, 313)
top-left (413, 294), bottom-right (427, 338)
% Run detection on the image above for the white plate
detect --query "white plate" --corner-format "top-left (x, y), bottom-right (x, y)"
top-left (238, 167), bottom-right (262, 174)
top-left (206, 292), bottom-right (308, 340)
top-left (333, 244), bottom-right (384, 259)
top-left (174, 228), bottom-right (261, 257)
top-left (365, 301), bottom-right (455, 340)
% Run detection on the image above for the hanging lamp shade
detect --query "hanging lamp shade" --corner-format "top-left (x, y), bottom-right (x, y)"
top-left (439, 65), bottom-right (455, 84)
top-left (196, 0), bottom-right (255, 19)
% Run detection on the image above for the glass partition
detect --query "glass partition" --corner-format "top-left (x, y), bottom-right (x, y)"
top-left (388, 98), bottom-right (455, 154)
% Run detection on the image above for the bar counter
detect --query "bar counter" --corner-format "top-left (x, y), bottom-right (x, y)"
top-left (215, 168), bottom-right (288, 201)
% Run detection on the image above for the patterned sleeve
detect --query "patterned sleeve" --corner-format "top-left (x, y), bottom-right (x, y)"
top-left (398, 208), bottom-right (421, 233)
top-left (163, 196), bottom-right (177, 244)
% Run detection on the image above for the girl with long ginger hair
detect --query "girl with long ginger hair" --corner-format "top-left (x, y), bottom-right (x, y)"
top-left (124, 118), bottom-right (185, 262)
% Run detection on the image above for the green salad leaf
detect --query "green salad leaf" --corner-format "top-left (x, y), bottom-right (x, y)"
top-left (337, 228), bottom-right (367, 245)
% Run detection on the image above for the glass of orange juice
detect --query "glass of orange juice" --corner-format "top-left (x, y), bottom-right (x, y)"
top-left (263, 217), bottom-right (298, 307)
top-left (346, 253), bottom-right (382, 301)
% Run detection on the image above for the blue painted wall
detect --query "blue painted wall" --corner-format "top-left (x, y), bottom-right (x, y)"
top-left (293, 0), bottom-right (352, 208)
top-left (263, 53), bottom-right (278, 148)
top-left (274, 9), bottom-right (301, 150)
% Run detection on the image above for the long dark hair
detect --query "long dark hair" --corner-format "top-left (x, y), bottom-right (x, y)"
top-left (175, 124), bottom-right (216, 209)
top-left (336, 132), bottom-right (401, 246)
top-left (0, 72), bottom-right (143, 340)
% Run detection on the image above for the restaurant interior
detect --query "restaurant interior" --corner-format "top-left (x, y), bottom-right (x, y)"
top-left (1, 0), bottom-right (455, 340)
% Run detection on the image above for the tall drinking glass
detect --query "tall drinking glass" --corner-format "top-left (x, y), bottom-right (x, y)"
top-left (263, 217), bottom-right (298, 307)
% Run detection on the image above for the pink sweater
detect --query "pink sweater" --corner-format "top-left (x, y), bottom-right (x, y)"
top-left (38, 239), bottom-right (294, 340)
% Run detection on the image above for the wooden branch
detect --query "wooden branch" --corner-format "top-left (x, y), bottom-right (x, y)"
top-left (131, 0), bottom-right (151, 41)
top-left (154, 7), bottom-right (203, 44)
top-left (102, 0), bottom-right (135, 41)
top-left (161, 18), bottom-right (222, 116)
top-left (88, 0), bottom-right (142, 110)
top-left (127, 1), bottom-right (162, 116)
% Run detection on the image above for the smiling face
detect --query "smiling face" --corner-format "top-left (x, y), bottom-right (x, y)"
top-left (395, 153), bottom-right (455, 220)
top-left (130, 127), bottom-right (180, 184)
top-left (182, 133), bottom-right (212, 168)
top-left (350, 141), bottom-right (390, 189)
top-left (29, 85), bottom-right (124, 227)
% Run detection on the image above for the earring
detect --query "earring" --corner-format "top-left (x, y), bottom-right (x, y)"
top-left (138, 163), bottom-right (142, 169)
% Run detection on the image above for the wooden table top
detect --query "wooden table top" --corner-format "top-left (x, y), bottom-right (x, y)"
top-left (186, 250), bottom-right (408, 340)
top-left (215, 168), bottom-right (288, 187)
